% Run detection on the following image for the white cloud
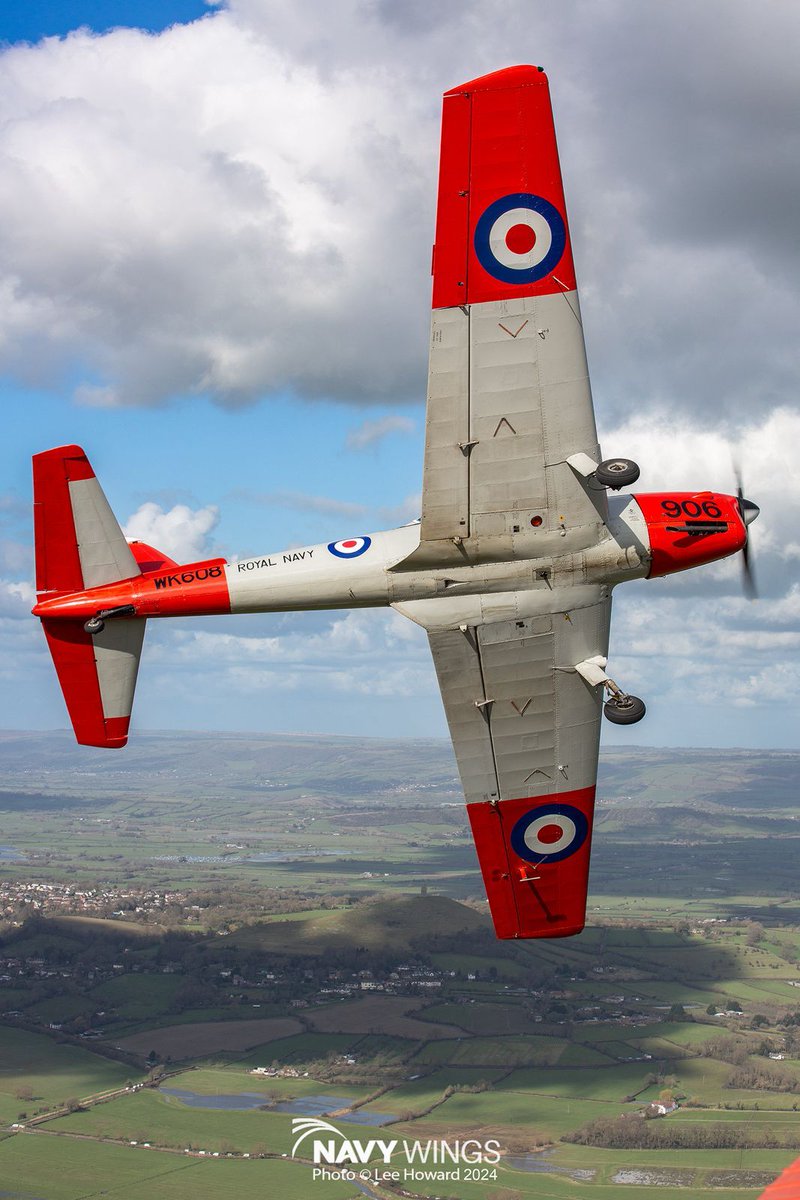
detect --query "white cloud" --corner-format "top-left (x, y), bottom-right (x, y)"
top-left (609, 576), bottom-right (800, 719)
top-left (0, 15), bottom-right (432, 406)
top-left (73, 384), bottom-right (120, 408)
top-left (0, 2), bottom-right (797, 417)
top-left (123, 501), bottom-right (219, 562)
top-left (604, 406), bottom-right (799, 512)
top-left (0, 578), bottom-right (35, 617)
top-left (147, 606), bottom-right (433, 703)
top-left (603, 406), bottom-right (798, 603)
top-left (2, 1), bottom-right (799, 748)
top-left (0, 539), bottom-right (32, 574)
top-left (346, 415), bottom-right (415, 451)
top-left (379, 493), bottom-right (422, 528)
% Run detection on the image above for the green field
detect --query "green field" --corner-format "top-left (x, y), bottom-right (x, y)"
top-left (421, 1000), bottom-right (544, 1035)
top-left (1, 733), bottom-right (800, 1198)
top-left (412, 1035), bottom-right (567, 1068)
top-left (0, 1131), bottom-right (789, 1200)
top-left (0, 1026), bottom-right (140, 1124)
top-left (0, 1135), bottom-right (359, 1200)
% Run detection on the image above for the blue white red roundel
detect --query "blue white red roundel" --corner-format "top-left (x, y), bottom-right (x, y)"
top-left (328, 536), bottom-right (371, 559)
top-left (473, 193), bottom-right (566, 285)
top-left (509, 803), bottom-right (588, 864)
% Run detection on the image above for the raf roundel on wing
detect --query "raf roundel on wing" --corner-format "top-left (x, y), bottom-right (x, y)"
top-left (473, 193), bottom-right (566, 285)
top-left (510, 803), bottom-right (589, 864)
top-left (327, 536), bottom-right (372, 559)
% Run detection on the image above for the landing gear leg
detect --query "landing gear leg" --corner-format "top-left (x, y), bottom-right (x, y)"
top-left (603, 678), bottom-right (646, 725)
top-left (83, 604), bottom-right (137, 636)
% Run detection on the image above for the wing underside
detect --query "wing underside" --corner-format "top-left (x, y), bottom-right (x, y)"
top-left (408, 65), bottom-right (606, 572)
top-left (427, 596), bottom-right (610, 938)
top-left (409, 67), bottom-right (611, 938)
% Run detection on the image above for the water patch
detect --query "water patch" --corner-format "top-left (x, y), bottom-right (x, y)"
top-left (706, 1171), bottom-right (782, 1188)
top-left (611, 1168), bottom-right (695, 1186)
top-left (504, 1153), bottom-right (595, 1180)
top-left (151, 851), bottom-right (340, 864)
top-left (160, 1087), bottom-right (393, 1125)
top-left (152, 856), bottom-right (234, 864)
top-left (271, 1094), bottom-right (394, 1126)
top-left (0, 847), bottom-right (24, 862)
top-left (246, 851), bottom-right (340, 862)
top-left (161, 1087), bottom-right (268, 1110)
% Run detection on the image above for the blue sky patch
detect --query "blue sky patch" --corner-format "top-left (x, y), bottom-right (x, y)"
top-left (0, 0), bottom-right (215, 44)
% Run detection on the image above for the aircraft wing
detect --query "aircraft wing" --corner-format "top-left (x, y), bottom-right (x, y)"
top-left (426, 595), bottom-right (610, 938)
top-left (412, 65), bottom-right (606, 566)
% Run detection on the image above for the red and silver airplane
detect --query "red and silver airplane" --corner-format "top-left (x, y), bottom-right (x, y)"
top-left (32, 66), bottom-right (759, 940)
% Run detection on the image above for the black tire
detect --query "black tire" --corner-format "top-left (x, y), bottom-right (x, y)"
top-left (604, 694), bottom-right (646, 725)
top-left (84, 616), bottom-right (105, 635)
top-left (595, 458), bottom-right (640, 489)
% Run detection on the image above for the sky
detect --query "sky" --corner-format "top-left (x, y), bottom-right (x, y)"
top-left (0, 0), bottom-right (798, 749)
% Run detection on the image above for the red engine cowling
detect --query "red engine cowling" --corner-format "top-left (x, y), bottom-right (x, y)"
top-left (633, 492), bottom-right (746, 579)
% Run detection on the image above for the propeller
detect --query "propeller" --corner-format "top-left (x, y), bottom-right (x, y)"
top-left (733, 464), bottom-right (760, 599)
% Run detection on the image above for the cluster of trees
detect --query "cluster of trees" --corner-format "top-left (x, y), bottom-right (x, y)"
top-left (727, 1063), bottom-right (800, 1093)
top-left (700, 1034), bottom-right (760, 1065)
top-left (745, 920), bottom-right (766, 946)
top-left (565, 1116), bottom-right (800, 1150)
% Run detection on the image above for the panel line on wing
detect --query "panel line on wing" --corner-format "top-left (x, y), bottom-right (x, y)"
top-left (473, 626), bottom-right (501, 798)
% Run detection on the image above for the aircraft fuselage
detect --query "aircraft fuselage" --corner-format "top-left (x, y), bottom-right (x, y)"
top-left (33, 489), bottom-right (745, 631)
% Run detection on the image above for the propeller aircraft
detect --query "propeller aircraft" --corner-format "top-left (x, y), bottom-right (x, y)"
top-left (31, 66), bottom-right (759, 939)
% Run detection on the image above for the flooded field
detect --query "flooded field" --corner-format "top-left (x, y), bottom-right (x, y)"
top-left (504, 1151), bottom-right (595, 1181)
top-left (160, 1087), bottom-right (394, 1125)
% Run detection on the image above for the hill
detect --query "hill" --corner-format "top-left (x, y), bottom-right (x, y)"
top-left (228, 893), bottom-right (489, 954)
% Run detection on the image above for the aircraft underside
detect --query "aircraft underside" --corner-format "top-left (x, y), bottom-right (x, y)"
top-left (30, 65), bottom-right (759, 940)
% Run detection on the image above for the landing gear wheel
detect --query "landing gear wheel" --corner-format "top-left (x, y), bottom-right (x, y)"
top-left (595, 458), bottom-right (640, 489)
top-left (83, 616), bottom-right (105, 635)
top-left (604, 694), bottom-right (646, 725)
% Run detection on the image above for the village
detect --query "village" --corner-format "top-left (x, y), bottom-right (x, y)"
top-left (0, 909), bottom-right (731, 1046)
top-left (0, 879), bottom-right (193, 921)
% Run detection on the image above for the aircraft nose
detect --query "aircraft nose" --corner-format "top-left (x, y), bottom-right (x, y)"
top-left (740, 498), bottom-right (760, 526)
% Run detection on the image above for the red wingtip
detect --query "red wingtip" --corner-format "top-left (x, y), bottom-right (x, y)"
top-left (33, 444), bottom-right (95, 482)
top-left (432, 63), bottom-right (574, 309)
top-left (467, 787), bottom-right (595, 940)
top-left (77, 716), bottom-right (130, 750)
top-left (444, 65), bottom-right (547, 96)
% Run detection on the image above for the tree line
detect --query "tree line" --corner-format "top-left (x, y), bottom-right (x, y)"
top-left (565, 1115), bottom-right (800, 1150)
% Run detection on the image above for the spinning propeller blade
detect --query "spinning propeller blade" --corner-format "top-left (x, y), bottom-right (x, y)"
top-left (734, 464), bottom-right (759, 599)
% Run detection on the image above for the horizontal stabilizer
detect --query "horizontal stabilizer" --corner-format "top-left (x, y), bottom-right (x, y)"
top-left (42, 617), bottom-right (145, 748)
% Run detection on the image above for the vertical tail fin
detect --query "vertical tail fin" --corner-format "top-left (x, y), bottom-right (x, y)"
top-left (33, 444), bottom-right (139, 594)
top-left (33, 445), bottom-right (144, 749)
